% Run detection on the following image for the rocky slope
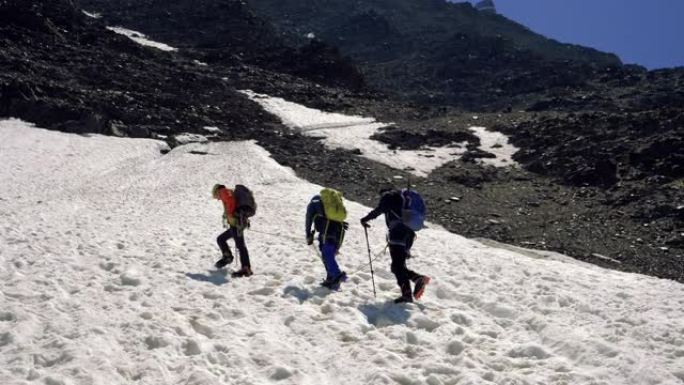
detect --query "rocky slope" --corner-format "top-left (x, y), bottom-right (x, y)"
top-left (76, 0), bottom-right (365, 90)
top-left (247, 0), bottom-right (624, 109)
top-left (0, 0), bottom-right (368, 139)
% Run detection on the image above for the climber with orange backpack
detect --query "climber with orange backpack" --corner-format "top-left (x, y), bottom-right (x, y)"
top-left (305, 188), bottom-right (348, 289)
top-left (212, 184), bottom-right (257, 277)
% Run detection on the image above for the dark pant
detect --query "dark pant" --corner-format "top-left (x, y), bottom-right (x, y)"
top-left (217, 227), bottom-right (250, 268)
top-left (388, 225), bottom-right (420, 296)
top-left (320, 242), bottom-right (342, 280)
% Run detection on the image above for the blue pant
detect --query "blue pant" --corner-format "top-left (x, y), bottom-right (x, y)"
top-left (320, 242), bottom-right (341, 280)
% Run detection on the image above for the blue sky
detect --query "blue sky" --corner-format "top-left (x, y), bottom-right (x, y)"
top-left (463, 0), bottom-right (684, 69)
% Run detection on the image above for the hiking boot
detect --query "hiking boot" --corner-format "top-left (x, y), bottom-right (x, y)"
top-left (413, 276), bottom-right (431, 300)
top-left (231, 267), bottom-right (253, 278)
top-left (334, 271), bottom-right (347, 284)
top-left (214, 254), bottom-right (233, 269)
top-left (393, 295), bottom-right (413, 304)
top-left (321, 271), bottom-right (347, 289)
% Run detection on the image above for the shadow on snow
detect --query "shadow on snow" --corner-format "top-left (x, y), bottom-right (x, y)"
top-left (282, 284), bottom-right (336, 303)
top-left (185, 270), bottom-right (229, 286)
top-left (358, 302), bottom-right (411, 327)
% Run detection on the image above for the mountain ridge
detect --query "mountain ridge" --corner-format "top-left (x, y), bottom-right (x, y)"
top-left (247, 0), bottom-right (623, 109)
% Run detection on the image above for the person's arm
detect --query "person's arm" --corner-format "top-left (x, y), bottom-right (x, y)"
top-left (305, 199), bottom-right (316, 238)
top-left (305, 197), bottom-right (320, 244)
top-left (361, 195), bottom-right (389, 223)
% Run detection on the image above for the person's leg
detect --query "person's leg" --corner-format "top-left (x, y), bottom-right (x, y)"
top-left (215, 229), bottom-right (235, 268)
top-left (318, 242), bottom-right (332, 281)
top-left (234, 228), bottom-right (250, 270)
top-left (403, 230), bottom-right (430, 299)
top-left (321, 242), bottom-right (341, 279)
top-left (389, 244), bottom-right (412, 299)
top-left (389, 226), bottom-right (414, 301)
top-left (217, 229), bottom-right (234, 256)
top-left (404, 231), bottom-right (421, 282)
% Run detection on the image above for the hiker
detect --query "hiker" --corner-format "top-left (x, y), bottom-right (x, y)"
top-left (212, 184), bottom-right (256, 277)
top-left (360, 186), bottom-right (430, 303)
top-left (305, 188), bottom-right (348, 289)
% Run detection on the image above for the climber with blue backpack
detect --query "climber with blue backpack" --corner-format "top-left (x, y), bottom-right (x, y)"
top-left (361, 186), bottom-right (431, 303)
top-left (305, 188), bottom-right (348, 289)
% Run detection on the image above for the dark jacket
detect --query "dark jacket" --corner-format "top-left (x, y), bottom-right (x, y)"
top-left (305, 195), bottom-right (345, 246)
top-left (361, 190), bottom-right (404, 229)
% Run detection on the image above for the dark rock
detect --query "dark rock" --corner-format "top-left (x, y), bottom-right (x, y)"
top-left (372, 127), bottom-right (477, 150)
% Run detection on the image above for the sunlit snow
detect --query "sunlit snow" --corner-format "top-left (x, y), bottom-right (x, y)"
top-left (1, 119), bottom-right (683, 385)
top-left (106, 26), bottom-right (177, 52)
top-left (202, 126), bottom-right (221, 133)
top-left (82, 10), bottom-right (101, 19)
top-left (174, 133), bottom-right (209, 144)
top-left (469, 126), bottom-right (518, 167)
top-left (241, 90), bottom-right (518, 177)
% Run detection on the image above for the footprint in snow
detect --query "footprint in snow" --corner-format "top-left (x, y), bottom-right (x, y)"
top-left (269, 366), bottom-right (294, 381)
top-left (283, 285), bottom-right (312, 303)
top-left (358, 302), bottom-right (411, 327)
top-left (249, 287), bottom-right (275, 296)
top-left (0, 312), bottom-right (17, 322)
top-left (185, 271), bottom-right (229, 286)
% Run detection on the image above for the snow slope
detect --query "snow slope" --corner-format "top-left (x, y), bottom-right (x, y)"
top-left (1, 119), bottom-right (683, 385)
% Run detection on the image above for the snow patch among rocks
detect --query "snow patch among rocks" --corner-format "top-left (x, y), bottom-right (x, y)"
top-left (241, 90), bottom-right (467, 177)
top-left (242, 90), bottom-right (518, 176)
top-left (106, 26), bottom-right (177, 52)
top-left (469, 126), bottom-right (519, 167)
top-left (82, 10), bottom-right (101, 19)
top-left (174, 133), bottom-right (209, 144)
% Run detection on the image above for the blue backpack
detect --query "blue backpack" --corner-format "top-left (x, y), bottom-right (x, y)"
top-left (400, 189), bottom-right (426, 231)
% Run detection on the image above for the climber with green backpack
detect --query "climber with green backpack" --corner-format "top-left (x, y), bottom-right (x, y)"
top-left (305, 188), bottom-right (348, 289)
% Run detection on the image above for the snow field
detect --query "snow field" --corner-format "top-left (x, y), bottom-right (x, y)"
top-left (1, 119), bottom-right (683, 385)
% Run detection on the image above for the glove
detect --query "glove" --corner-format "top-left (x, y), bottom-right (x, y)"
top-left (306, 231), bottom-right (314, 245)
top-left (222, 214), bottom-right (229, 228)
top-left (360, 219), bottom-right (370, 228)
top-left (343, 221), bottom-right (349, 230)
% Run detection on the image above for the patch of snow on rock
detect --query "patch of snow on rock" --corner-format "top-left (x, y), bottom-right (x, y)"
top-left (106, 26), bottom-right (177, 52)
top-left (82, 10), bottom-right (101, 19)
top-left (240, 90), bottom-right (466, 177)
top-left (202, 126), bottom-right (221, 133)
top-left (469, 126), bottom-right (519, 167)
top-left (174, 133), bottom-right (208, 144)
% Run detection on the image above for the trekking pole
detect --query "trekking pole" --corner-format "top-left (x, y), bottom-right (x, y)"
top-left (363, 226), bottom-right (377, 298)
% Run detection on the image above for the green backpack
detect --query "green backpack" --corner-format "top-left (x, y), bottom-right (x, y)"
top-left (320, 188), bottom-right (347, 223)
